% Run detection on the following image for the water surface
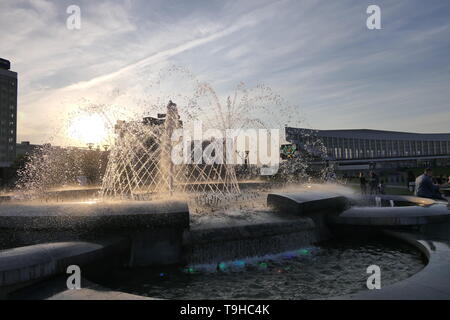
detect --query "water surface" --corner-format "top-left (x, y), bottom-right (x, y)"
top-left (96, 237), bottom-right (425, 299)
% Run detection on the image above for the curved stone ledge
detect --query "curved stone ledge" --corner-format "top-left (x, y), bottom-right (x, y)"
top-left (0, 238), bottom-right (128, 297)
top-left (350, 194), bottom-right (439, 206)
top-left (9, 276), bottom-right (155, 300)
top-left (329, 203), bottom-right (450, 226)
top-left (0, 200), bottom-right (189, 231)
top-left (267, 192), bottom-right (348, 216)
top-left (332, 231), bottom-right (450, 300)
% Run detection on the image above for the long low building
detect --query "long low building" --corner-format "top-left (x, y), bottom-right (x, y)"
top-left (286, 127), bottom-right (450, 170)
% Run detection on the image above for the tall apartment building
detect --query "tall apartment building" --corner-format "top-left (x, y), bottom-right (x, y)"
top-left (0, 58), bottom-right (17, 168)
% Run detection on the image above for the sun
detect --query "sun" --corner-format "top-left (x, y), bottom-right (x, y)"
top-left (68, 113), bottom-right (109, 145)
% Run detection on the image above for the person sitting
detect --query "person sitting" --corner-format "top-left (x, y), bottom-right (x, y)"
top-left (414, 168), bottom-right (447, 201)
top-left (443, 175), bottom-right (450, 188)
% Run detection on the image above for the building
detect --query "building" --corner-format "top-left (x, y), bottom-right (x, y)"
top-left (286, 127), bottom-right (450, 171)
top-left (0, 58), bottom-right (17, 168)
top-left (16, 141), bottom-right (41, 158)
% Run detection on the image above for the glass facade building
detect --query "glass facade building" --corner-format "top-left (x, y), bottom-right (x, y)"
top-left (286, 127), bottom-right (450, 169)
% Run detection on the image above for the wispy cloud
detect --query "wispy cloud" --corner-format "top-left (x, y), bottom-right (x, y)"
top-left (1, 0), bottom-right (450, 144)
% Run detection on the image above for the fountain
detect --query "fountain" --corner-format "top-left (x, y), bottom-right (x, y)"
top-left (1, 73), bottom-right (449, 300)
top-left (100, 100), bottom-right (240, 200)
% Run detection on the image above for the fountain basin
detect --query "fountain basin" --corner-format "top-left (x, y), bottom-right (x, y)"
top-left (332, 231), bottom-right (450, 300)
top-left (1, 188), bottom-right (449, 300)
top-left (0, 200), bottom-right (189, 230)
top-left (90, 234), bottom-right (426, 300)
top-left (0, 200), bottom-right (189, 267)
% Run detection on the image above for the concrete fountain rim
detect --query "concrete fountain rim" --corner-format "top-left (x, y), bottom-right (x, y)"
top-left (330, 230), bottom-right (450, 300)
top-left (3, 230), bottom-right (446, 300)
top-left (0, 199), bottom-right (190, 230)
top-left (0, 199), bottom-right (189, 216)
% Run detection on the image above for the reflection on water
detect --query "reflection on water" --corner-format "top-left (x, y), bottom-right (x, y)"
top-left (96, 237), bottom-right (425, 299)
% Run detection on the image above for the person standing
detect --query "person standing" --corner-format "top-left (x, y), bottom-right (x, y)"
top-left (369, 171), bottom-right (380, 195)
top-left (378, 180), bottom-right (386, 195)
top-left (359, 172), bottom-right (367, 194)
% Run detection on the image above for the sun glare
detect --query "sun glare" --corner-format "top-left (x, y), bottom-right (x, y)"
top-left (68, 114), bottom-right (109, 145)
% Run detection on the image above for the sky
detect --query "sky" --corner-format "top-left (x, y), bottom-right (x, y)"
top-left (1, 0), bottom-right (450, 145)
